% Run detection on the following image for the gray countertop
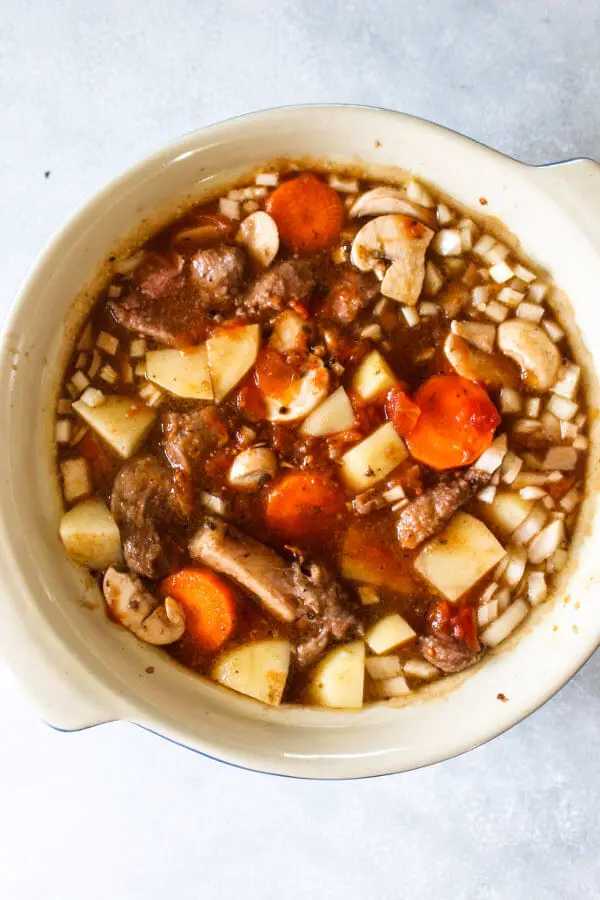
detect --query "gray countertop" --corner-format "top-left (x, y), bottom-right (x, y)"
top-left (1, 2), bottom-right (599, 897)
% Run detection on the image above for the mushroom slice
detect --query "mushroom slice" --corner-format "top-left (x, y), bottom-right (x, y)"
top-left (237, 211), bottom-right (279, 267)
top-left (350, 188), bottom-right (438, 229)
top-left (103, 568), bottom-right (185, 646)
top-left (444, 332), bottom-right (520, 390)
top-left (497, 320), bottom-right (561, 392)
top-left (351, 214), bottom-right (434, 306)
top-left (229, 447), bottom-right (278, 490)
top-left (264, 360), bottom-right (330, 423)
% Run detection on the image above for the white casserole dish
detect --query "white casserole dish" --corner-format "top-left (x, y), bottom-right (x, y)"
top-left (1, 105), bottom-right (599, 779)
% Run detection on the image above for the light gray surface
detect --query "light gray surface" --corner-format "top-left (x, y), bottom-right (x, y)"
top-left (1, 2), bottom-right (599, 897)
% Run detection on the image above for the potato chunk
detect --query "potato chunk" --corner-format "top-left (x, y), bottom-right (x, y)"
top-left (146, 346), bottom-right (213, 400)
top-left (365, 614), bottom-right (416, 654)
top-left (211, 639), bottom-right (291, 705)
top-left (352, 350), bottom-right (398, 402)
top-left (340, 423), bottom-right (408, 493)
top-left (206, 324), bottom-right (260, 403)
top-left (73, 396), bottom-right (156, 459)
top-left (308, 641), bottom-right (365, 709)
top-left (414, 512), bottom-right (506, 601)
top-left (300, 386), bottom-right (355, 436)
top-left (59, 497), bottom-right (123, 569)
top-left (480, 491), bottom-right (535, 536)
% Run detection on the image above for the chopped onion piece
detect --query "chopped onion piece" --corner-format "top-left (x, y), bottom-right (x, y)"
top-left (360, 323), bottom-right (382, 340)
top-left (574, 411), bottom-right (586, 429)
top-left (519, 486), bottom-right (546, 500)
top-left (66, 382), bottom-right (79, 400)
top-left (71, 371), bottom-right (90, 394)
top-left (228, 186), bottom-right (267, 200)
top-left (460, 225), bottom-right (474, 252)
top-left (489, 261), bottom-right (514, 284)
top-left (358, 586), bottom-right (380, 606)
top-left (327, 174), bottom-right (359, 193)
top-left (478, 485), bottom-right (497, 503)
top-left (513, 505), bottom-right (547, 545)
top-left (487, 242), bottom-right (510, 264)
top-left (406, 180), bottom-right (434, 208)
top-left (501, 452), bottom-right (523, 485)
top-left (521, 451), bottom-right (543, 470)
top-left (244, 200), bottom-right (260, 214)
top-left (255, 172), bottom-right (279, 187)
top-left (57, 398), bottom-right (72, 416)
top-left (436, 203), bottom-right (453, 225)
top-left (573, 434), bottom-right (588, 451)
top-left (383, 485), bottom-right (406, 504)
top-left (480, 599), bottom-right (529, 647)
top-left (542, 319), bottom-right (564, 343)
top-left (524, 397), bottom-right (541, 418)
top-left (503, 546), bottom-right (527, 587)
top-left (366, 656), bottom-right (401, 680)
top-left (402, 307), bottom-right (420, 327)
top-left (514, 264), bottom-right (536, 284)
top-left (528, 519), bottom-right (564, 564)
top-left (485, 300), bottom-right (509, 322)
top-left (99, 364), bottom-right (118, 386)
top-left (403, 658), bottom-right (439, 680)
top-left (96, 331), bottom-right (119, 355)
top-left (80, 387), bottom-right (105, 408)
top-left (542, 446), bottom-right (577, 471)
top-left (546, 394), bottom-right (578, 422)
top-left (431, 228), bottom-right (462, 256)
top-left (498, 287), bottom-right (524, 307)
top-left (199, 491), bottom-right (229, 516)
top-left (419, 301), bottom-right (439, 317)
top-left (527, 570), bottom-right (547, 605)
top-left (474, 234), bottom-right (495, 258)
top-left (107, 284), bottom-right (122, 299)
top-left (479, 582), bottom-right (499, 605)
top-left (424, 261), bottom-right (444, 295)
top-left (471, 285), bottom-right (489, 308)
top-left (539, 411), bottom-right (561, 441)
top-left (373, 298), bottom-right (388, 317)
top-left (219, 198), bottom-right (241, 220)
top-left (379, 675), bottom-right (411, 698)
top-left (560, 420), bottom-right (578, 442)
top-left (138, 383), bottom-right (163, 407)
top-left (495, 587), bottom-right (511, 613)
top-left (112, 251), bottom-right (144, 275)
top-left (88, 350), bottom-right (101, 379)
top-left (500, 387), bottom-right (523, 414)
top-left (517, 302), bottom-right (544, 323)
top-left (545, 470), bottom-right (564, 483)
top-left (527, 282), bottom-right (548, 303)
top-left (60, 457), bottom-right (91, 503)
top-left (474, 433), bottom-right (507, 473)
top-left (552, 362), bottom-right (580, 400)
top-left (477, 599), bottom-right (499, 627)
top-left (547, 547), bottom-right (568, 574)
top-left (493, 554), bottom-right (510, 581)
top-left (75, 352), bottom-right (88, 370)
top-left (444, 257), bottom-right (465, 275)
top-left (55, 420), bottom-right (72, 444)
top-left (560, 488), bottom-right (581, 513)
top-left (541, 494), bottom-right (555, 510)
top-left (134, 362), bottom-right (147, 378)
top-left (514, 418), bottom-right (540, 436)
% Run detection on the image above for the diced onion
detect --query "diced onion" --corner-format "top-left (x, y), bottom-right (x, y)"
top-left (546, 394), bottom-right (578, 421)
top-left (199, 491), bottom-right (229, 516)
top-left (539, 410), bottom-right (561, 441)
top-left (379, 675), bottom-right (411, 698)
top-left (552, 362), bottom-right (580, 400)
top-left (71, 370), bottom-right (90, 394)
top-left (480, 599), bottom-right (529, 647)
top-left (513, 472), bottom-right (548, 488)
top-left (478, 485), bottom-right (497, 503)
top-left (460, 226), bottom-right (474, 252)
top-left (498, 287), bottom-right (524, 307)
top-left (574, 412), bottom-right (587, 429)
top-left (503, 546), bottom-right (527, 587)
top-left (547, 547), bottom-right (568, 574)
top-left (424, 261), bottom-right (444, 295)
top-left (358, 586), bottom-right (380, 606)
top-left (559, 488), bottom-right (581, 513)
top-left (474, 433), bottom-right (507, 473)
top-left (573, 434), bottom-right (588, 451)
top-left (524, 397), bottom-right (541, 418)
top-left (528, 519), bottom-right (564, 564)
top-left (489, 261), bottom-right (514, 284)
top-left (255, 172), bottom-right (279, 187)
top-left (55, 420), bottom-right (72, 444)
top-left (512, 505), bottom-right (547, 545)
top-left (514, 418), bottom-right (540, 436)
top-left (479, 582), bottom-right (499, 605)
top-left (542, 320), bottom-right (564, 343)
top-left (514, 264), bottom-right (536, 284)
top-left (219, 198), bottom-right (241, 220)
top-left (500, 387), bottom-right (523, 414)
top-left (494, 586), bottom-right (512, 613)
top-left (228, 186), bottom-right (267, 200)
top-left (112, 251), bottom-right (144, 275)
top-left (545, 470), bottom-right (564, 483)
top-left (516, 302), bottom-right (544, 323)
top-left (80, 387), bottom-right (105, 408)
top-left (436, 203), bottom-right (453, 225)
top-left (527, 570), bottom-right (547, 605)
top-left (487, 242), bottom-right (510, 264)
top-left (403, 658), bottom-right (439, 680)
top-left (560, 421), bottom-right (578, 442)
top-left (528, 282), bottom-right (548, 303)
top-left (406, 180), bottom-right (434, 208)
top-left (383, 485), bottom-right (406, 504)
top-left (431, 228), bottom-right (462, 256)
top-left (471, 285), bottom-right (489, 308)
top-left (519, 486), bottom-right (546, 500)
top-left (60, 457), bottom-right (91, 503)
top-left (96, 331), bottom-right (119, 355)
top-left (402, 307), bottom-right (420, 327)
top-left (477, 599), bottom-right (499, 627)
top-left (485, 300), bottom-right (510, 322)
top-left (419, 301), bottom-right (439, 317)
top-left (474, 235), bottom-right (495, 258)
top-left (541, 446), bottom-right (577, 471)
top-left (99, 365), bottom-right (118, 385)
top-left (138, 382), bottom-right (163, 407)
top-left (366, 656), bottom-right (401, 680)
top-left (541, 494), bottom-right (555, 510)
top-left (360, 323), bottom-right (382, 340)
top-left (501, 452), bottom-right (523, 485)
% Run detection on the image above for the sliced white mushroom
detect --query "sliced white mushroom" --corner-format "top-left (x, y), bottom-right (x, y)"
top-left (236, 211), bottom-right (279, 267)
top-left (450, 320), bottom-right (496, 354)
top-left (228, 447), bottom-right (278, 490)
top-left (350, 187), bottom-right (437, 229)
top-left (264, 360), bottom-right (330, 423)
top-left (103, 568), bottom-right (185, 646)
top-left (351, 214), bottom-right (434, 306)
top-left (497, 320), bottom-right (561, 392)
top-left (269, 309), bottom-right (308, 354)
top-left (444, 332), bottom-right (519, 390)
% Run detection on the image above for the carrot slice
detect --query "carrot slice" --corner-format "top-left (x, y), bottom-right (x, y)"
top-left (265, 471), bottom-right (346, 542)
top-left (406, 374), bottom-right (500, 470)
top-left (160, 568), bottom-right (237, 651)
top-left (266, 173), bottom-right (344, 254)
top-left (385, 386), bottom-right (421, 437)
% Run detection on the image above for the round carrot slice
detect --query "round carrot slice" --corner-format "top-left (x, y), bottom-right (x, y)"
top-left (265, 471), bottom-right (346, 542)
top-left (160, 568), bottom-right (237, 651)
top-left (406, 374), bottom-right (500, 470)
top-left (266, 173), bottom-right (344, 254)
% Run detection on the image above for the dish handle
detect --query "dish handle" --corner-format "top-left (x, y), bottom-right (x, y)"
top-left (534, 157), bottom-right (600, 222)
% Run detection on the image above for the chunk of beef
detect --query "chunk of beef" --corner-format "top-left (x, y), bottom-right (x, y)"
top-left (189, 518), bottom-right (361, 666)
top-left (240, 259), bottom-right (315, 317)
top-left (136, 252), bottom-right (184, 300)
top-left (190, 246), bottom-right (246, 309)
top-left (111, 456), bottom-right (187, 578)
top-left (396, 465), bottom-right (492, 549)
top-left (419, 634), bottom-right (481, 674)
top-left (324, 269), bottom-right (380, 324)
top-left (162, 406), bottom-right (228, 474)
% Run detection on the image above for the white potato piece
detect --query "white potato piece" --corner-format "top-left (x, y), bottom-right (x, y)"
top-left (480, 491), bottom-right (534, 536)
top-left (414, 512), bottom-right (506, 602)
top-left (365, 614), bottom-right (416, 654)
top-left (308, 640), bottom-right (365, 709)
top-left (146, 346), bottom-right (213, 400)
top-left (352, 349), bottom-right (398, 401)
top-left (340, 423), bottom-right (408, 493)
top-left (206, 324), bottom-right (260, 403)
top-left (300, 386), bottom-right (355, 436)
top-left (264, 361), bottom-right (329, 423)
top-left (59, 497), bottom-right (123, 570)
top-left (237, 211), bottom-right (279, 267)
top-left (211, 639), bottom-right (291, 706)
top-left (73, 396), bottom-right (156, 459)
